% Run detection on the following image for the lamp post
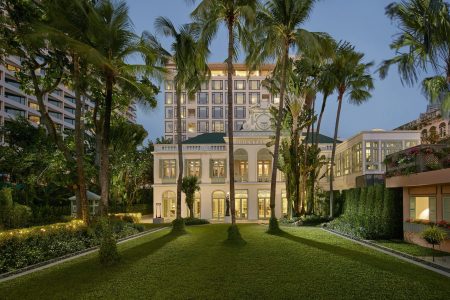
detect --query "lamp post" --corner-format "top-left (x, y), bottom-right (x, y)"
top-left (153, 203), bottom-right (164, 224)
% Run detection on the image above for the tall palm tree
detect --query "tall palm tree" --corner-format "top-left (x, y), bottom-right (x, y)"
top-left (191, 0), bottom-right (257, 238)
top-left (247, 0), bottom-right (328, 231)
top-left (379, 0), bottom-right (449, 109)
top-left (84, 0), bottom-right (164, 214)
top-left (328, 43), bottom-right (374, 217)
top-left (154, 17), bottom-right (209, 229)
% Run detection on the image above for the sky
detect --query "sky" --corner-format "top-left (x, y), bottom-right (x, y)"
top-left (127, 0), bottom-right (429, 142)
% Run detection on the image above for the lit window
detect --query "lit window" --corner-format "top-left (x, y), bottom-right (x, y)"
top-left (212, 121), bottom-right (224, 132)
top-left (409, 196), bottom-right (436, 222)
top-left (365, 141), bottom-right (379, 170)
top-left (352, 143), bottom-right (362, 172)
top-left (212, 80), bottom-right (223, 90)
top-left (249, 93), bottom-right (260, 105)
top-left (234, 80), bottom-right (246, 90)
top-left (210, 160), bottom-right (226, 178)
top-left (165, 80), bottom-right (174, 91)
top-left (249, 80), bottom-right (260, 90)
top-left (235, 93), bottom-right (246, 105)
top-left (188, 122), bottom-right (196, 133)
top-left (165, 93), bottom-right (174, 104)
top-left (161, 160), bottom-right (176, 178)
top-left (212, 93), bottom-right (223, 104)
top-left (185, 160), bottom-right (201, 177)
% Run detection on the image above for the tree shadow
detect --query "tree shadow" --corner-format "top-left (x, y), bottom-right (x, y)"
top-left (272, 229), bottom-right (421, 276)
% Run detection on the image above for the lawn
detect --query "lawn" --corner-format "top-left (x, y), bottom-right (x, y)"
top-left (374, 239), bottom-right (449, 257)
top-left (1, 224), bottom-right (449, 299)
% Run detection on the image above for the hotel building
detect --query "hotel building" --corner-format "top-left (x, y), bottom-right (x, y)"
top-left (163, 63), bottom-right (275, 142)
top-left (0, 56), bottom-right (137, 142)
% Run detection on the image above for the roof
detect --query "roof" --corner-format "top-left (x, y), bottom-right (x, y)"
top-left (183, 133), bottom-right (226, 144)
top-left (302, 132), bottom-right (340, 144)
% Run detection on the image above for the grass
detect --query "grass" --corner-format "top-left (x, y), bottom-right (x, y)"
top-left (374, 239), bottom-right (449, 257)
top-left (1, 224), bottom-right (449, 299)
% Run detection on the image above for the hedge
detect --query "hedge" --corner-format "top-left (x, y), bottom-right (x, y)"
top-left (328, 185), bottom-right (403, 239)
top-left (0, 219), bottom-right (144, 274)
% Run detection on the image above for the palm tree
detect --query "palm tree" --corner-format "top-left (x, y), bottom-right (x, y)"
top-left (181, 176), bottom-right (201, 218)
top-left (84, 0), bottom-right (164, 215)
top-left (154, 17), bottom-right (209, 230)
top-left (379, 0), bottom-right (449, 109)
top-left (247, 0), bottom-right (328, 231)
top-left (328, 43), bottom-right (374, 217)
top-left (191, 0), bottom-right (257, 238)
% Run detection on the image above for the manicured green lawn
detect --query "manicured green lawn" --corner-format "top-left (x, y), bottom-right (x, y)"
top-left (375, 239), bottom-right (449, 257)
top-left (1, 224), bottom-right (449, 299)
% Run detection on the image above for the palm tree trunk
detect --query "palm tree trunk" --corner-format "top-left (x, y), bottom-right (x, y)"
top-left (307, 100), bottom-right (316, 215)
top-left (227, 20), bottom-right (236, 226)
top-left (100, 74), bottom-right (114, 216)
top-left (293, 118), bottom-right (300, 216)
top-left (176, 89), bottom-right (183, 220)
top-left (329, 93), bottom-right (344, 218)
top-left (315, 94), bottom-right (328, 142)
top-left (73, 54), bottom-right (89, 223)
top-left (270, 43), bottom-right (289, 222)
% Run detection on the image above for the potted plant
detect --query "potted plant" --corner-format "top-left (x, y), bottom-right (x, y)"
top-left (421, 225), bottom-right (447, 262)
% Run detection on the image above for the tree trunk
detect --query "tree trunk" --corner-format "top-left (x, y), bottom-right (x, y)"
top-left (176, 89), bottom-right (183, 220)
top-left (315, 94), bottom-right (328, 143)
top-left (329, 93), bottom-right (344, 218)
top-left (100, 74), bottom-right (114, 216)
top-left (188, 201), bottom-right (194, 219)
top-left (73, 55), bottom-right (89, 223)
top-left (227, 20), bottom-right (236, 226)
top-left (293, 118), bottom-right (300, 217)
top-left (307, 100), bottom-right (316, 215)
top-left (270, 43), bottom-right (289, 221)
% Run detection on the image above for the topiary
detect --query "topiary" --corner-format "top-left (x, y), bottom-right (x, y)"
top-left (171, 218), bottom-right (186, 234)
top-left (98, 218), bottom-right (120, 266)
top-left (421, 225), bottom-right (447, 261)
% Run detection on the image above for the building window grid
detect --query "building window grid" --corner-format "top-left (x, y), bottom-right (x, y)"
top-left (212, 107), bottom-right (223, 119)
top-left (211, 160), bottom-right (226, 178)
top-left (161, 159), bottom-right (176, 178)
top-left (351, 143), bottom-right (362, 173)
top-left (212, 80), bottom-right (223, 90)
top-left (212, 93), bottom-right (223, 105)
top-left (197, 107), bottom-right (209, 119)
top-left (234, 80), bottom-right (246, 90)
top-left (212, 121), bottom-right (224, 132)
top-left (185, 159), bottom-right (201, 177)
top-left (365, 141), bottom-right (379, 171)
top-left (197, 121), bottom-right (209, 133)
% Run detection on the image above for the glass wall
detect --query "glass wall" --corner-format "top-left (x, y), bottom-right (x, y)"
top-left (365, 141), bottom-right (379, 170)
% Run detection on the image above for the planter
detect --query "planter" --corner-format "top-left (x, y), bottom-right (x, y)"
top-left (403, 222), bottom-right (429, 233)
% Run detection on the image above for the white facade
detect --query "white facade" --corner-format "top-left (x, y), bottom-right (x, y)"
top-left (163, 63), bottom-right (275, 142)
top-left (153, 103), bottom-right (333, 221)
top-left (333, 130), bottom-right (421, 191)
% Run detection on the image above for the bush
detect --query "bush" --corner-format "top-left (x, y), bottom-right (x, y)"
top-left (0, 188), bottom-right (13, 207)
top-left (171, 218), bottom-right (186, 233)
top-left (112, 213), bottom-right (142, 224)
top-left (30, 205), bottom-right (71, 226)
top-left (183, 217), bottom-right (209, 226)
top-left (0, 218), bottom-right (143, 274)
top-left (421, 226), bottom-right (447, 248)
top-left (328, 185), bottom-right (403, 240)
top-left (98, 218), bottom-right (120, 266)
top-left (1, 204), bottom-right (32, 229)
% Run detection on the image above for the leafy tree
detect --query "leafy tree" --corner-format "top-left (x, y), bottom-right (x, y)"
top-left (328, 43), bottom-right (374, 217)
top-left (192, 0), bottom-right (257, 238)
top-left (247, 0), bottom-right (328, 232)
top-left (181, 176), bottom-right (201, 218)
top-left (379, 0), bottom-right (450, 110)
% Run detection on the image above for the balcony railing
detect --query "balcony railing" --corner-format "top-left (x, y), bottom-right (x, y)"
top-left (234, 175), bottom-right (248, 182)
top-left (257, 176), bottom-right (270, 182)
top-left (385, 144), bottom-right (450, 178)
top-left (154, 144), bottom-right (226, 152)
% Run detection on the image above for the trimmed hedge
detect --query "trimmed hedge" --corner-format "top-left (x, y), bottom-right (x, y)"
top-left (0, 219), bottom-right (144, 274)
top-left (328, 185), bottom-right (403, 239)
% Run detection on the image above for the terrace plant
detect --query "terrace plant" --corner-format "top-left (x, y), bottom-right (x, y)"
top-left (421, 225), bottom-right (447, 261)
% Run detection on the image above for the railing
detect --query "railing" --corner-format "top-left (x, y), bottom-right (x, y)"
top-left (257, 176), bottom-right (270, 182)
top-left (385, 144), bottom-right (450, 178)
top-left (154, 144), bottom-right (226, 152)
top-left (234, 176), bottom-right (248, 182)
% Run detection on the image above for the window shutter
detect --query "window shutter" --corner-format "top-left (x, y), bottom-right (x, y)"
top-left (209, 159), bottom-right (213, 178)
top-left (198, 160), bottom-right (202, 178)
top-left (159, 160), bottom-right (163, 178)
top-left (409, 197), bottom-right (415, 219)
top-left (444, 196), bottom-right (450, 222)
top-left (429, 197), bottom-right (437, 222)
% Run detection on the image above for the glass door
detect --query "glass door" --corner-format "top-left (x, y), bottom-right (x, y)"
top-left (212, 191), bottom-right (226, 220)
top-left (235, 190), bottom-right (248, 219)
top-left (258, 190), bottom-right (271, 219)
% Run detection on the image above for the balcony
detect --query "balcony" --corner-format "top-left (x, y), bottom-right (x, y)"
top-left (385, 144), bottom-right (450, 178)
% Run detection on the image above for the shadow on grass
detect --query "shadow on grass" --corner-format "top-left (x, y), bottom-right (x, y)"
top-left (223, 224), bottom-right (247, 248)
top-left (272, 229), bottom-right (421, 276)
top-left (3, 229), bottom-right (183, 293)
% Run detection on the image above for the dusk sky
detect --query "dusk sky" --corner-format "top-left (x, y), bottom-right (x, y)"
top-left (128, 0), bottom-right (429, 142)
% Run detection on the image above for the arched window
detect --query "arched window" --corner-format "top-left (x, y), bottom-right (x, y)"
top-left (234, 149), bottom-right (248, 182)
top-left (162, 191), bottom-right (176, 218)
top-left (421, 129), bottom-right (428, 139)
top-left (212, 190), bottom-right (226, 220)
top-left (439, 122), bottom-right (447, 138)
top-left (257, 149), bottom-right (272, 182)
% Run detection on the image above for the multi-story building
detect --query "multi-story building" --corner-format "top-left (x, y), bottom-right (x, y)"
top-left (0, 56), bottom-right (136, 142)
top-left (396, 104), bottom-right (450, 143)
top-left (332, 130), bottom-right (421, 191)
top-left (153, 100), bottom-right (335, 221)
top-left (163, 63), bottom-right (275, 143)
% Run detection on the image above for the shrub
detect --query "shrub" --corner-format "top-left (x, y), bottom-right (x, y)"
top-left (0, 188), bottom-right (13, 207)
top-left (171, 218), bottom-right (186, 233)
top-left (0, 218), bottom-right (143, 274)
top-left (113, 213), bottom-right (142, 224)
top-left (98, 218), bottom-right (120, 266)
top-left (421, 226), bottom-right (447, 249)
top-left (327, 185), bottom-right (403, 240)
top-left (1, 204), bottom-right (32, 229)
top-left (183, 217), bottom-right (210, 226)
